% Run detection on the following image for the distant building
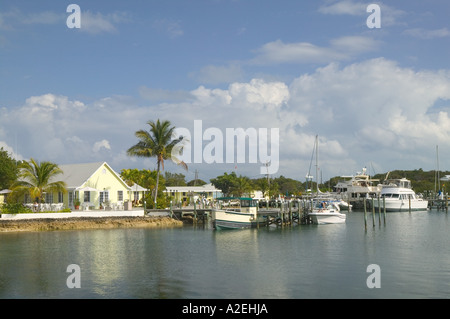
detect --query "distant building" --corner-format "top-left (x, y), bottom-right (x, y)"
top-left (164, 184), bottom-right (222, 205)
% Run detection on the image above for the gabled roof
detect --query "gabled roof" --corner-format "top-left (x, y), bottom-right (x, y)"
top-left (57, 162), bottom-right (104, 189)
top-left (56, 162), bottom-right (130, 190)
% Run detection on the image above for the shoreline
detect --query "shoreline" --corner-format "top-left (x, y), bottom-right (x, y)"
top-left (0, 216), bottom-right (184, 233)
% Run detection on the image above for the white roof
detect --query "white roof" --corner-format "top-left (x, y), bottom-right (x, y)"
top-left (130, 183), bottom-right (148, 191)
top-left (165, 183), bottom-right (222, 193)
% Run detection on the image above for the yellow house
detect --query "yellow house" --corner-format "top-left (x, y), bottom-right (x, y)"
top-left (43, 162), bottom-right (145, 210)
top-left (164, 183), bottom-right (222, 206)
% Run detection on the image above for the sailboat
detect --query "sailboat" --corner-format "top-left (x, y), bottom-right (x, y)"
top-left (306, 135), bottom-right (347, 224)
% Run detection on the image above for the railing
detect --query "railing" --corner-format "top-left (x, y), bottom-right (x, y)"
top-left (24, 203), bottom-right (64, 212)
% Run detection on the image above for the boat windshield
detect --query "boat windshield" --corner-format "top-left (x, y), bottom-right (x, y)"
top-left (240, 199), bottom-right (258, 207)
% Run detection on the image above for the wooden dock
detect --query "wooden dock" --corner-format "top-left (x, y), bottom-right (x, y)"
top-left (146, 200), bottom-right (313, 228)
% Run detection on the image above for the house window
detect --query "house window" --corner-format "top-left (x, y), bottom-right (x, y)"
top-left (45, 192), bottom-right (53, 203)
top-left (134, 191), bottom-right (139, 201)
top-left (69, 192), bottom-right (74, 206)
top-left (84, 191), bottom-right (90, 202)
top-left (58, 192), bottom-right (64, 203)
top-left (118, 190), bottom-right (123, 201)
top-left (100, 191), bottom-right (109, 203)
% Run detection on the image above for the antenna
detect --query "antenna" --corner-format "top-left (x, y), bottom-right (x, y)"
top-left (265, 161), bottom-right (270, 198)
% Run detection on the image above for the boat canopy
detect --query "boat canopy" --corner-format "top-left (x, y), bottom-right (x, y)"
top-left (216, 197), bottom-right (258, 207)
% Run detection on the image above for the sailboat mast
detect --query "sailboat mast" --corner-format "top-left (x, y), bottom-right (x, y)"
top-left (315, 135), bottom-right (319, 193)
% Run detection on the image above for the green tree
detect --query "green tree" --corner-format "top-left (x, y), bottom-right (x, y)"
top-left (11, 158), bottom-right (67, 210)
top-left (165, 172), bottom-right (187, 186)
top-left (230, 175), bottom-right (252, 197)
top-left (211, 172), bottom-right (238, 197)
top-left (253, 177), bottom-right (270, 198)
top-left (187, 179), bottom-right (206, 186)
top-left (0, 147), bottom-right (19, 190)
top-left (273, 175), bottom-right (303, 196)
top-left (127, 119), bottom-right (187, 208)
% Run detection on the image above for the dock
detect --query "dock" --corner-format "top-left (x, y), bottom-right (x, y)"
top-left (146, 200), bottom-right (313, 228)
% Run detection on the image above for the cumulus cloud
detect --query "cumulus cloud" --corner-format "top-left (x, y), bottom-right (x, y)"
top-left (2, 59), bottom-right (450, 178)
top-left (318, 1), bottom-right (406, 26)
top-left (93, 139), bottom-right (111, 152)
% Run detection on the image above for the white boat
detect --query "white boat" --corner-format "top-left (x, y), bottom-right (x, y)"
top-left (212, 197), bottom-right (264, 230)
top-left (333, 168), bottom-right (381, 200)
top-left (373, 178), bottom-right (428, 212)
top-left (308, 200), bottom-right (346, 224)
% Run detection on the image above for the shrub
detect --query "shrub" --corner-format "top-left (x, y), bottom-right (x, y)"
top-left (0, 203), bottom-right (33, 215)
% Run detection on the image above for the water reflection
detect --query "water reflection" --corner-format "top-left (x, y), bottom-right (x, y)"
top-left (1, 211), bottom-right (450, 298)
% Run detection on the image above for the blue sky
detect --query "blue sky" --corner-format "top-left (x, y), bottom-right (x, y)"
top-left (1, 1), bottom-right (450, 183)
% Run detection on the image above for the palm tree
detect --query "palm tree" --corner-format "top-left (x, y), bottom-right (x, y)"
top-left (11, 158), bottom-right (67, 211)
top-left (230, 175), bottom-right (253, 197)
top-left (127, 119), bottom-right (187, 208)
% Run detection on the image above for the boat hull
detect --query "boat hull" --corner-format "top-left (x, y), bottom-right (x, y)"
top-left (213, 210), bottom-right (260, 230)
top-left (308, 212), bottom-right (346, 224)
top-left (373, 200), bottom-right (428, 212)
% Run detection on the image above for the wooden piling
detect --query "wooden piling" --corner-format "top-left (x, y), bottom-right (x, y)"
top-left (377, 196), bottom-right (381, 226)
top-left (383, 197), bottom-right (386, 225)
top-left (364, 198), bottom-right (367, 231)
top-left (446, 196), bottom-right (448, 212)
top-left (193, 201), bottom-right (197, 225)
top-left (372, 197), bottom-right (375, 227)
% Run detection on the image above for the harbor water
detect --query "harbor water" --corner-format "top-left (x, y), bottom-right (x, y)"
top-left (1, 209), bottom-right (450, 299)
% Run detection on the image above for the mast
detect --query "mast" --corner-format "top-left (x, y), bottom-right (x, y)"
top-left (435, 145), bottom-right (440, 195)
top-left (315, 135), bottom-right (319, 193)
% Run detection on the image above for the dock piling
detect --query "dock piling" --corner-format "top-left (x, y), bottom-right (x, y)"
top-left (364, 198), bottom-right (367, 231)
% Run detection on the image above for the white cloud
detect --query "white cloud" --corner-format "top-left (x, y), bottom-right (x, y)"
top-left (80, 11), bottom-right (130, 34)
top-left (2, 59), bottom-right (450, 179)
top-left (318, 0), bottom-right (366, 16)
top-left (251, 36), bottom-right (380, 65)
top-left (228, 79), bottom-right (289, 111)
top-left (0, 9), bottom-right (63, 29)
top-left (404, 28), bottom-right (450, 39)
top-left (138, 87), bottom-right (193, 102)
top-left (0, 141), bottom-right (24, 161)
top-left (93, 140), bottom-right (111, 152)
top-left (318, 1), bottom-right (406, 26)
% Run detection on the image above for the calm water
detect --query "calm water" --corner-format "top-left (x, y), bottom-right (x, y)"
top-left (1, 209), bottom-right (450, 299)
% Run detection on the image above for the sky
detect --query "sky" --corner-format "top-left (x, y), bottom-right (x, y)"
top-left (1, 0), bottom-right (450, 184)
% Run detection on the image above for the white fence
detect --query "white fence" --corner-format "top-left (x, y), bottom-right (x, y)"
top-left (0, 210), bottom-right (145, 220)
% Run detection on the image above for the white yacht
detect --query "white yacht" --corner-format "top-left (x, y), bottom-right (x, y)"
top-left (308, 200), bottom-right (346, 224)
top-left (333, 168), bottom-right (381, 200)
top-left (373, 178), bottom-right (428, 212)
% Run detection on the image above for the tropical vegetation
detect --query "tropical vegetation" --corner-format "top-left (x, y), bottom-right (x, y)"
top-left (127, 119), bottom-right (188, 208)
top-left (0, 147), bottom-right (19, 190)
top-left (9, 158), bottom-right (67, 211)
